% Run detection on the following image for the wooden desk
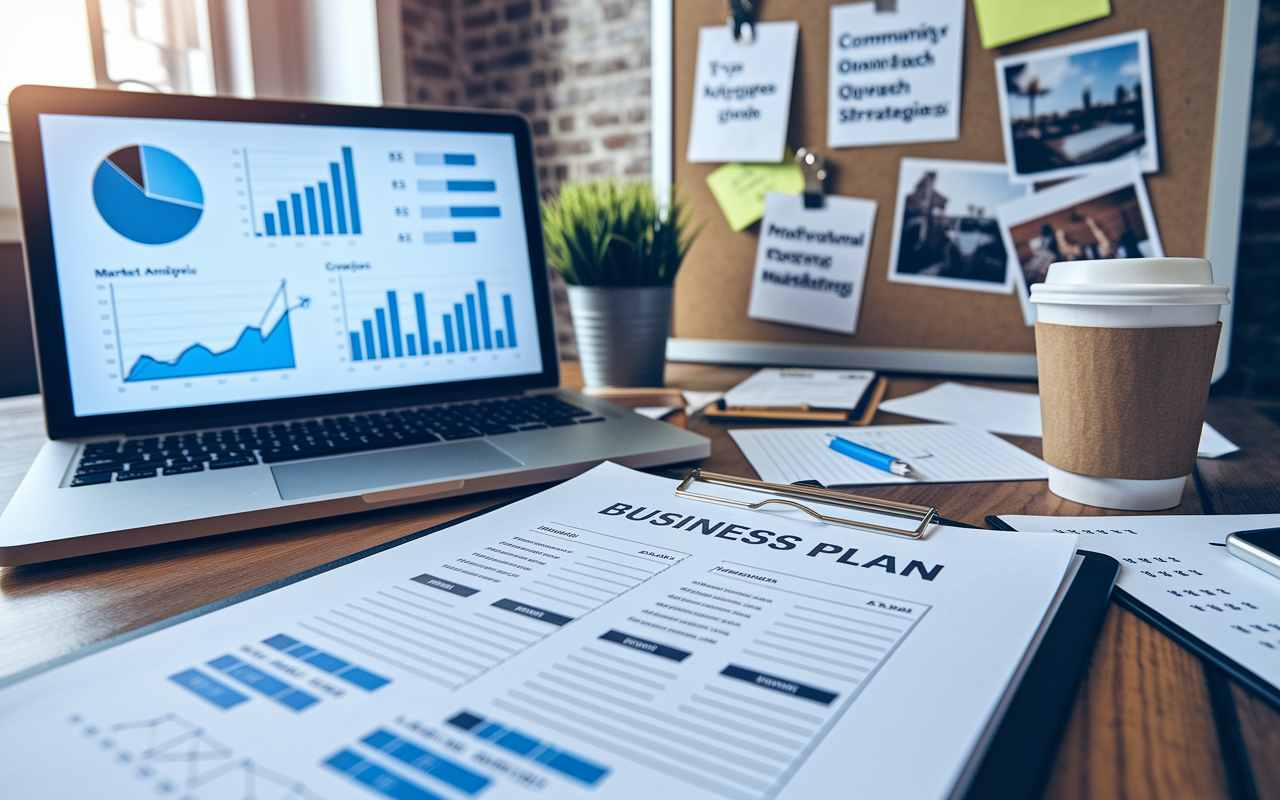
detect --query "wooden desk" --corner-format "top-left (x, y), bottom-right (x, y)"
top-left (1, 366), bottom-right (1278, 799)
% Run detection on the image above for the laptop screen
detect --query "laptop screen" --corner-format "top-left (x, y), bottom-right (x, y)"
top-left (36, 113), bottom-right (545, 418)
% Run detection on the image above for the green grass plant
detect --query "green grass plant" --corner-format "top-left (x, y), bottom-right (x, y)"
top-left (541, 179), bottom-right (699, 287)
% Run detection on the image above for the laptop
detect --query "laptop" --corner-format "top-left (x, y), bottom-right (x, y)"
top-left (0, 86), bottom-right (708, 566)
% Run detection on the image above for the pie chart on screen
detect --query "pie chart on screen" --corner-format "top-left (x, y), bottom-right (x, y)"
top-left (92, 145), bottom-right (203, 245)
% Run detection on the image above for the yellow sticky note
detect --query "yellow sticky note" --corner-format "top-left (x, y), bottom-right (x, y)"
top-left (705, 159), bottom-right (805, 232)
top-left (973, 0), bottom-right (1111, 50)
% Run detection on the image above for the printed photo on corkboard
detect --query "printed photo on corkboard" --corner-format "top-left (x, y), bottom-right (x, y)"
top-left (887, 158), bottom-right (1029, 294)
top-left (997, 162), bottom-right (1163, 325)
top-left (994, 29), bottom-right (1158, 184)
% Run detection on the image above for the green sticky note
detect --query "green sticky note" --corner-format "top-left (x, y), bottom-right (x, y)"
top-left (973, 0), bottom-right (1111, 49)
top-left (705, 159), bottom-right (805, 232)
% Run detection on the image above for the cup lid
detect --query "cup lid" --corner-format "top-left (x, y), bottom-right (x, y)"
top-left (1030, 258), bottom-right (1229, 306)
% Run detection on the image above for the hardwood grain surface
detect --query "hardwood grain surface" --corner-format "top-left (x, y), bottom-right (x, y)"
top-left (1, 363), bottom-right (1277, 799)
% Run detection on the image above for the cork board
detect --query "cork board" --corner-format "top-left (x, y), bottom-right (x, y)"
top-left (669, 0), bottom-right (1229, 365)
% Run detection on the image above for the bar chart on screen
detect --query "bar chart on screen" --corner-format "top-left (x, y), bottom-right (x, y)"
top-left (336, 275), bottom-right (520, 364)
top-left (412, 149), bottom-right (503, 246)
top-left (238, 145), bottom-right (363, 240)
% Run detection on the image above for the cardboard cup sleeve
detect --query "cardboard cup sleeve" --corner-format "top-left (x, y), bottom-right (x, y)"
top-left (1035, 322), bottom-right (1221, 481)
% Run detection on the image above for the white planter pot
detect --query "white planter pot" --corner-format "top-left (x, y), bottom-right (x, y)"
top-left (566, 285), bottom-right (672, 388)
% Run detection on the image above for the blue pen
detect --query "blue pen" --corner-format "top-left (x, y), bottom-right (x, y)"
top-left (828, 435), bottom-right (918, 478)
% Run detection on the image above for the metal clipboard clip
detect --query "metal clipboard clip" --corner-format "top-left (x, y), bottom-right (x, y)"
top-left (675, 469), bottom-right (938, 539)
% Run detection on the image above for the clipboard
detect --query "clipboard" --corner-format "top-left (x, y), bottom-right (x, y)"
top-left (0, 483), bottom-right (1118, 800)
top-left (703, 375), bottom-right (888, 424)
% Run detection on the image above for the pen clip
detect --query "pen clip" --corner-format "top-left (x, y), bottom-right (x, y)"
top-left (675, 469), bottom-right (938, 539)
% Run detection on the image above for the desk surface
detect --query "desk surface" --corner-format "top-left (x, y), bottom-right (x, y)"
top-left (1, 364), bottom-right (1278, 800)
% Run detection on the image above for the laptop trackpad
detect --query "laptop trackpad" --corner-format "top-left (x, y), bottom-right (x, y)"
top-left (271, 440), bottom-right (522, 501)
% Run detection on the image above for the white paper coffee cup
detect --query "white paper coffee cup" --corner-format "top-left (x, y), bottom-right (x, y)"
top-left (1030, 258), bottom-right (1229, 511)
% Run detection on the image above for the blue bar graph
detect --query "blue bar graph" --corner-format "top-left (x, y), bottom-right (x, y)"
top-left (454, 303), bottom-right (468, 352)
top-left (414, 152), bottom-right (477, 166)
top-left (423, 231), bottom-right (479, 244)
top-left (345, 280), bottom-right (517, 362)
top-left (277, 200), bottom-right (291, 235)
top-left (343, 146), bottom-right (362, 235)
top-left (416, 179), bottom-right (497, 193)
top-left (451, 206), bottom-right (500, 218)
top-left (503, 295), bottom-right (517, 347)
top-left (375, 309), bottom-right (390, 359)
top-left (465, 295), bottom-right (480, 351)
top-left (304, 187), bottom-right (320, 235)
top-left (478, 281), bottom-right (493, 349)
top-left (254, 147), bottom-right (360, 238)
top-left (331, 162), bottom-right (348, 234)
top-left (319, 182), bottom-right (334, 234)
top-left (290, 194), bottom-right (305, 236)
top-left (387, 292), bottom-right (404, 357)
top-left (414, 293), bottom-right (428, 353)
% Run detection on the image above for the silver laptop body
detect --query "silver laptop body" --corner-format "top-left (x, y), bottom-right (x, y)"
top-left (1, 86), bottom-right (708, 565)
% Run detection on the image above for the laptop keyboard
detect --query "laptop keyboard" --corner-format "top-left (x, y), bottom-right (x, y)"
top-left (69, 395), bottom-right (603, 487)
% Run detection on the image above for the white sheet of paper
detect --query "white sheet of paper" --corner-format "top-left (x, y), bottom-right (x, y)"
top-left (682, 390), bottom-right (724, 414)
top-left (879, 382), bottom-right (1239, 457)
top-left (1198, 422), bottom-right (1242, 458)
top-left (0, 462), bottom-right (1080, 800)
top-left (999, 513), bottom-right (1280, 697)
top-left (723, 367), bottom-right (877, 410)
top-left (747, 193), bottom-right (876, 334)
top-left (879, 382), bottom-right (1043, 436)
top-left (634, 407), bottom-right (677, 420)
top-left (730, 424), bottom-right (1048, 486)
top-left (827, 0), bottom-right (966, 148)
top-left (687, 22), bottom-right (799, 163)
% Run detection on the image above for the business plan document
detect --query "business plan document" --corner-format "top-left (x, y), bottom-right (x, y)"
top-left (1000, 514), bottom-right (1280, 695)
top-left (0, 463), bottom-right (1078, 800)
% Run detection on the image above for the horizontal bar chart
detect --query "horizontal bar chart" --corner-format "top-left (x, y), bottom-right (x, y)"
top-left (420, 206), bottom-right (501, 219)
top-left (417, 179), bottom-right (497, 193)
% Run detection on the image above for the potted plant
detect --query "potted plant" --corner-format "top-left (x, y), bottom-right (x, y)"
top-left (542, 179), bottom-right (699, 387)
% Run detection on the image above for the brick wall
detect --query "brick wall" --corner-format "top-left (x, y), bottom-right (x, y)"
top-left (1218, 0), bottom-right (1280, 399)
top-left (401, 0), bottom-right (651, 193)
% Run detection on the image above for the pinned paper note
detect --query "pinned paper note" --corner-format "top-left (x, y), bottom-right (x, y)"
top-left (974, 0), bottom-right (1111, 49)
top-left (706, 159), bottom-right (804, 231)
top-left (827, 0), bottom-right (965, 148)
top-left (747, 192), bottom-right (876, 334)
top-left (687, 21), bottom-right (799, 164)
